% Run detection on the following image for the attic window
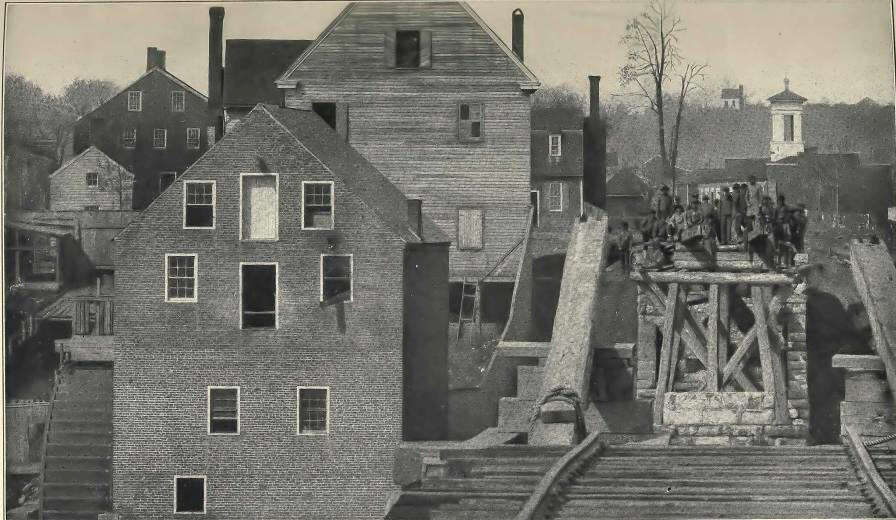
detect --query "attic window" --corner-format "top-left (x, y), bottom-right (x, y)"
top-left (86, 172), bottom-right (99, 188)
top-left (396, 31), bottom-right (420, 68)
top-left (458, 103), bottom-right (483, 142)
top-left (549, 134), bottom-right (562, 157)
top-left (127, 91), bottom-right (142, 112)
top-left (171, 91), bottom-right (185, 112)
top-left (302, 181), bottom-right (334, 230)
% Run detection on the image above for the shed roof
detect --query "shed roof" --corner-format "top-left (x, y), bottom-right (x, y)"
top-left (223, 39), bottom-right (312, 107)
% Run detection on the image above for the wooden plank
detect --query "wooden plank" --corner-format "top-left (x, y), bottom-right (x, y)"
top-left (631, 270), bottom-right (793, 286)
top-left (706, 284), bottom-right (720, 392)
top-left (752, 286), bottom-right (788, 423)
top-left (844, 426), bottom-right (896, 517)
top-left (832, 354), bottom-right (885, 371)
top-left (654, 283), bottom-right (679, 424)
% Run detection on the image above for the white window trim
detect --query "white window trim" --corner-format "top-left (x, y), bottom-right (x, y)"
top-left (172, 91), bottom-right (186, 112)
top-left (187, 128), bottom-right (201, 150)
top-left (549, 134), bottom-right (562, 157)
top-left (122, 129), bottom-right (137, 149)
top-left (548, 182), bottom-right (564, 212)
top-left (173, 475), bottom-right (206, 515)
top-left (183, 180), bottom-right (216, 230)
top-left (297, 386), bottom-right (330, 436)
top-left (301, 180), bottom-right (335, 230)
top-left (164, 253), bottom-right (198, 303)
top-left (239, 261), bottom-right (279, 330)
top-left (207, 386), bottom-right (240, 436)
top-left (127, 91), bottom-right (142, 112)
top-left (320, 254), bottom-right (353, 304)
top-left (153, 129), bottom-right (168, 150)
top-left (87, 172), bottom-right (99, 189)
top-left (239, 173), bottom-right (279, 241)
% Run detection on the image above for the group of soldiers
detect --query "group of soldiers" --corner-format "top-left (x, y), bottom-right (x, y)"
top-left (635, 176), bottom-right (808, 268)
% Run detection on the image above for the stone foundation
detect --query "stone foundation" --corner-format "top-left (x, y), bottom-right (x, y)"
top-left (834, 355), bottom-right (896, 437)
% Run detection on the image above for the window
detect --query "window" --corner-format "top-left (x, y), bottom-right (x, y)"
top-left (321, 254), bottom-right (352, 304)
top-left (312, 102), bottom-right (337, 130)
top-left (784, 114), bottom-right (794, 142)
top-left (396, 30), bottom-right (420, 68)
top-left (297, 387), bottom-right (329, 434)
top-left (184, 181), bottom-right (215, 229)
top-left (187, 128), bottom-right (201, 149)
top-left (241, 263), bottom-right (277, 329)
top-left (458, 208), bottom-right (483, 250)
top-left (122, 129), bottom-right (137, 149)
top-left (549, 134), bottom-right (562, 157)
top-left (458, 102), bottom-right (483, 141)
top-left (86, 172), bottom-right (99, 188)
top-left (724, 100), bottom-right (729, 108)
top-left (208, 387), bottom-right (239, 434)
top-left (174, 476), bottom-right (205, 514)
top-left (6, 230), bottom-right (58, 283)
top-left (547, 182), bottom-right (563, 212)
top-left (127, 91), bottom-right (142, 112)
top-left (171, 91), bottom-right (185, 112)
top-left (530, 190), bottom-right (540, 227)
top-left (302, 182), bottom-right (334, 230)
top-left (165, 254), bottom-right (197, 303)
top-left (159, 172), bottom-right (176, 193)
top-left (241, 174), bottom-right (278, 240)
top-left (153, 129), bottom-right (167, 149)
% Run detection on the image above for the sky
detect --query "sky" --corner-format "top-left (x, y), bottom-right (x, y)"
top-left (3, 0), bottom-right (895, 105)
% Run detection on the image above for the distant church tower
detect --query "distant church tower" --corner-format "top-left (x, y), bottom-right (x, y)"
top-left (768, 77), bottom-right (807, 162)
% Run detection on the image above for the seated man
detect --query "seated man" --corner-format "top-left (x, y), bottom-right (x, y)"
top-left (666, 205), bottom-right (686, 242)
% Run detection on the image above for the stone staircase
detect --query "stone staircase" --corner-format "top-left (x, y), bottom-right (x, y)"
top-left (40, 363), bottom-right (113, 520)
top-left (550, 444), bottom-right (876, 519)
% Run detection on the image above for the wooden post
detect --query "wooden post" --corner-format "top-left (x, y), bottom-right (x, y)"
top-left (706, 284), bottom-right (720, 391)
top-left (718, 284), bottom-right (730, 387)
top-left (654, 283), bottom-right (679, 424)
top-left (752, 286), bottom-right (788, 423)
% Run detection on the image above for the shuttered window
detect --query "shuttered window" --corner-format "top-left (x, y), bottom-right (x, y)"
top-left (547, 182), bottom-right (563, 211)
top-left (458, 102), bottom-right (483, 142)
top-left (458, 208), bottom-right (483, 250)
top-left (241, 175), bottom-right (278, 240)
top-left (385, 30), bottom-right (432, 69)
top-left (208, 387), bottom-right (239, 434)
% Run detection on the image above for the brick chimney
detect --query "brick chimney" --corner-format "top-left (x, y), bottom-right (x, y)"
top-left (208, 7), bottom-right (225, 141)
top-left (407, 199), bottom-right (423, 239)
top-left (583, 75), bottom-right (607, 209)
top-left (146, 47), bottom-right (166, 71)
top-left (512, 9), bottom-right (524, 61)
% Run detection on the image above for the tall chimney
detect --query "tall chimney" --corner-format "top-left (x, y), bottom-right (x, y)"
top-left (512, 9), bottom-right (524, 61)
top-left (146, 47), bottom-right (166, 71)
top-left (208, 7), bottom-right (225, 141)
top-left (583, 75), bottom-right (607, 210)
top-left (407, 199), bottom-right (423, 239)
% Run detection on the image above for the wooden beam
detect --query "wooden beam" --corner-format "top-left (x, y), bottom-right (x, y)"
top-left (706, 284), bottom-right (720, 391)
top-left (721, 290), bottom-right (789, 388)
top-left (654, 283), bottom-right (679, 424)
top-left (631, 270), bottom-right (793, 286)
top-left (667, 286), bottom-right (688, 392)
top-left (718, 285), bottom-right (730, 384)
top-left (752, 286), bottom-right (789, 423)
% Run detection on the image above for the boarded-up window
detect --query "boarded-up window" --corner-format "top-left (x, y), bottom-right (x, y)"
top-left (784, 115), bottom-right (794, 142)
top-left (459, 102), bottom-right (483, 141)
top-left (303, 182), bottom-right (333, 229)
top-left (547, 182), bottom-right (563, 211)
top-left (458, 208), bottom-right (483, 250)
top-left (321, 255), bottom-right (352, 304)
top-left (184, 181), bottom-right (215, 228)
top-left (241, 175), bottom-right (278, 240)
top-left (298, 387), bottom-right (329, 434)
top-left (166, 254), bottom-right (196, 302)
top-left (241, 263), bottom-right (277, 329)
top-left (208, 387), bottom-right (239, 434)
top-left (175, 476), bottom-right (205, 513)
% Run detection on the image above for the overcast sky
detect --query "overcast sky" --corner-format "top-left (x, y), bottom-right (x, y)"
top-left (4, 0), bottom-right (895, 105)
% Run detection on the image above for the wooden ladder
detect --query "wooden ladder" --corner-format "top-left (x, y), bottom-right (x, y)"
top-left (456, 278), bottom-right (480, 342)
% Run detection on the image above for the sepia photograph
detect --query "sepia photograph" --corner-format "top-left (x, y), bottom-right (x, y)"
top-left (2, 0), bottom-right (896, 518)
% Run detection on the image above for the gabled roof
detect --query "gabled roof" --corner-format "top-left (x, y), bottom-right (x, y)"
top-left (768, 89), bottom-right (807, 103)
top-left (48, 146), bottom-right (134, 179)
top-left (606, 168), bottom-right (649, 197)
top-left (262, 105), bottom-right (448, 244)
top-left (531, 107), bottom-right (584, 131)
top-left (224, 39), bottom-right (313, 107)
top-left (77, 67), bottom-right (207, 122)
top-left (275, 2), bottom-right (539, 89)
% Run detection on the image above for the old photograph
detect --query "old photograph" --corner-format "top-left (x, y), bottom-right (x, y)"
top-left (2, 0), bottom-right (896, 518)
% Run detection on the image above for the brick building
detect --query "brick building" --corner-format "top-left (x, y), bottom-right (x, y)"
top-left (48, 146), bottom-right (134, 211)
top-left (73, 48), bottom-right (210, 210)
top-left (112, 104), bottom-right (449, 518)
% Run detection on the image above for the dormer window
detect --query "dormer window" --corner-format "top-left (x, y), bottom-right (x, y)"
top-left (549, 134), bottom-right (562, 157)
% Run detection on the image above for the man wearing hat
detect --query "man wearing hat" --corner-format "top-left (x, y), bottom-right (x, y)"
top-left (719, 187), bottom-right (733, 244)
top-left (656, 185), bottom-right (673, 222)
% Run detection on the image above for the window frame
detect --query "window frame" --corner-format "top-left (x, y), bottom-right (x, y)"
top-left (296, 386), bottom-right (330, 436)
top-left (173, 475), bottom-right (206, 515)
top-left (183, 180), bottom-right (216, 230)
top-left (547, 182), bottom-right (564, 212)
top-left (239, 261), bottom-right (279, 330)
top-left (164, 253), bottom-right (198, 303)
top-left (301, 181), bottom-right (335, 230)
top-left (457, 101), bottom-right (484, 142)
top-left (86, 172), bottom-right (99, 188)
top-left (207, 386), bottom-right (240, 436)
top-left (186, 128), bottom-right (201, 150)
top-left (549, 134), bottom-right (562, 157)
top-left (239, 173), bottom-right (279, 242)
top-left (122, 128), bottom-right (137, 149)
top-left (153, 129), bottom-right (168, 150)
top-left (171, 91), bottom-right (186, 112)
top-left (127, 91), bottom-right (142, 112)
top-left (395, 30), bottom-right (421, 69)
top-left (457, 207), bottom-right (484, 251)
top-left (320, 254), bottom-right (353, 304)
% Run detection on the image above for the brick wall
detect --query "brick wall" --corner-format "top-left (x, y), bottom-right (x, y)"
top-left (113, 109), bottom-right (409, 519)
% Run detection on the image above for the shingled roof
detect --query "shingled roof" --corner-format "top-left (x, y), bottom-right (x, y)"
top-left (223, 39), bottom-right (312, 107)
top-left (768, 88), bottom-right (807, 103)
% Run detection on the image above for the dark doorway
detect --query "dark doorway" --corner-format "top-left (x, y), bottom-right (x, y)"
top-left (312, 102), bottom-right (337, 130)
top-left (532, 254), bottom-right (565, 340)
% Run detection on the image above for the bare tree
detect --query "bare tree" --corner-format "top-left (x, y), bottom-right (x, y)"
top-left (618, 0), bottom-right (707, 195)
top-left (531, 84), bottom-right (587, 112)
